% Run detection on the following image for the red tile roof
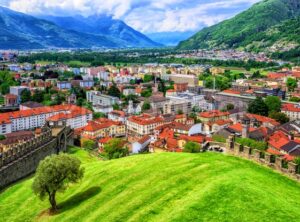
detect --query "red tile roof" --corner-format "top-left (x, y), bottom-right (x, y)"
top-left (138, 135), bottom-right (151, 144)
top-left (268, 130), bottom-right (290, 150)
top-left (228, 123), bottom-right (256, 133)
top-left (199, 110), bottom-right (229, 118)
top-left (245, 113), bottom-right (280, 126)
top-left (128, 114), bottom-right (164, 125)
top-left (222, 89), bottom-right (241, 95)
top-left (282, 103), bottom-right (300, 112)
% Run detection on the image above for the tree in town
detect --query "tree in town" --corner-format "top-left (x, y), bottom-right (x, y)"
top-left (247, 97), bottom-right (269, 116)
top-left (32, 90), bottom-right (45, 103)
top-left (103, 138), bottom-right (128, 159)
top-left (81, 139), bottom-right (96, 150)
top-left (269, 111), bottom-right (290, 124)
top-left (143, 74), bottom-right (154, 83)
top-left (142, 101), bottom-right (151, 111)
top-left (32, 154), bottom-right (84, 212)
top-left (183, 142), bottom-right (201, 153)
top-left (113, 103), bottom-right (120, 110)
top-left (108, 83), bottom-right (121, 98)
top-left (286, 78), bottom-right (297, 92)
top-left (251, 70), bottom-right (262, 79)
top-left (141, 89), bottom-right (152, 98)
top-left (93, 112), bottom-right (106, 119)
top-left (0, 135), bottom-right (6, 140)
top-left (265, 96), bottom-right (281, 113)
top-left (20, 89), bottom-right (31, 103)
top-left (177, 109), bottom-right (184, 115)
top-left (289, 97), bottom-right (300, 102)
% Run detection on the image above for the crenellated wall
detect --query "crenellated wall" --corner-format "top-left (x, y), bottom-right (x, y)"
top-left (220, 135), bottom-right (300, 181)
top-left (0, 126), bottom-right (73, 190)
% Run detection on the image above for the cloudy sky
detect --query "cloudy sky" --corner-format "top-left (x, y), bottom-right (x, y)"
top-left (0, 0), bottom-right (261, 33)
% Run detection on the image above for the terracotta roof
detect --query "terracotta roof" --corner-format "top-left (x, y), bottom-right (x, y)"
top-left (228, 123), bottom-right (256, 133)
top-left (128, 114), bottom-right (164, 125)
top-left (282, 104), bottom-right (300, 112)
top-left (245, 113), bottom-right (280, 126)
top-left (222, 89), bottom-right (241, 95)
top-left (199, 110), bottom-right (229, 118)
top-left (268, 130), bottom-right (290, 150)
top-left (138, 135), bottom-right (151, 144)
top-left (109, 110), bottom-right (126, 117)
top-left (266, 148), bottom-right (282, 155)
top-left (179, 135), bottom-right (205, 143)
top-left (98, 137), bottom-right (113, 144)
top-left (4, 94), bottom-right (17, 99)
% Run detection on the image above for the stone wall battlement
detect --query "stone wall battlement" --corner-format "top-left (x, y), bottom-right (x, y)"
top-left (0, 129), bottom-right (52, 169)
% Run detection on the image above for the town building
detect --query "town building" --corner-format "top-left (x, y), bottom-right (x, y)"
top-left (282, 103), bottom-right (300, 121)
top-left (0, 105), bottom-right (92, 135)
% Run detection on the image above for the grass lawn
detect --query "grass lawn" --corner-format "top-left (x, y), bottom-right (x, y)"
top-left (0, 147), bottom-right (299, 222)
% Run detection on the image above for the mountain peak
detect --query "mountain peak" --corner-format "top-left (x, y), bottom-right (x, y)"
top-left (0, 7), bottom-right (160, 49)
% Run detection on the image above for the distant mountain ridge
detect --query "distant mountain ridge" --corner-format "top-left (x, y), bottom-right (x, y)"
top-left (0, 7), bottom-right (160, 50)
top-left (177, 0), bottom-right (300, 53)
top-left (39, 15), bottom-right (161, 48)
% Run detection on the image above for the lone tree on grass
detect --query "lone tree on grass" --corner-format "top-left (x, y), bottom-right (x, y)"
top-left (32, 154), bottom-right (84, 212)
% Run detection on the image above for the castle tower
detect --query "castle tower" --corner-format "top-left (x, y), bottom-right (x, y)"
top-left (242, 116), bottom-right (250, 138)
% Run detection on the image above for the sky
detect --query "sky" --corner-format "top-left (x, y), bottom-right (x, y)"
top-left (0, 0), bottom-right (261, 33)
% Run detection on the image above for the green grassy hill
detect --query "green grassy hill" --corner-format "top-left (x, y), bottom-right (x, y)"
top-left (177, 0), bottom-right (300, 53)
top-left (1, 148), bottom-right (300, 222)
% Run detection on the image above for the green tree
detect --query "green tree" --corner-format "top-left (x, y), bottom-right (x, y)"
top-left (93, 112), bottom-right (106, 119)
top-left (286, 78), bottom-right (297, 92)
top-left (143, 74), bottom-right (154, 83)
top-left (183, 142), bottom-right (201, 153)
top-left (177, 109), bottom-right (184, 115)
top-left (265, 96), bottom-right (281, 113)
top-left (289, 97), bottom-right (300, 102)
top-left (142, 101), bottom-right (151, 111)
top-left (251, 71), bottom-right (262, 79)
top-left (82, 139), bottom-right (96, 150)
top-left (0, 135), bottom-right (6, 140)
top-left (108, 84), bottom-right (121, 98)
top-left (32, 154), bottom-right (84, 212)
top-left (20, 89), bottom-right (31, 103)
top-left (32, 90), bottom-right (45, 103)
top-left (141, 89), bottom-right (152, 98)
top-left (103, 138), bottom-right (128, 159)
top-left (269, 111), bottom-right (290, 124)
top-left (113, 103), bottom-right (120, 110)
top-left (247, 97), bottom-right (269, 116)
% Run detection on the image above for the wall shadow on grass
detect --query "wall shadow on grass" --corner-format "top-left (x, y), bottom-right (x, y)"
top-left (58, 186), bottom-right (101, 213)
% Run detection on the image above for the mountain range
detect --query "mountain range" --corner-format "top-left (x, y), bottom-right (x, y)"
top-left (0, 6), bottom-right (160, 50)
top-left (177, 0), bottom-right (300, 54)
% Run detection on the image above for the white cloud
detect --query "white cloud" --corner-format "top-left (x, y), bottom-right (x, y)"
top-left (1, 0), bottom-right (262, 33)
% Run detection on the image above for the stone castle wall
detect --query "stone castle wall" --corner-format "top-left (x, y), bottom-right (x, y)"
top-left (217, 135), bottom-right (300, 181)
top-left (0, 126), bottom-right (72, 190)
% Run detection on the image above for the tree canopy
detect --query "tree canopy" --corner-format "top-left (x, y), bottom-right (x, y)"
top-left (103, 138), bottom-right (128, 160)
top-left (108, 84), bottom-right (121, 98)
top-left (183, 142), bottom-right (201, 153)
top-left (32, 154), bottom-right (84, 212)
top-left (247, 97), bottom-right (269, 117)
top-left (265, 96), bottom-right (281, 113)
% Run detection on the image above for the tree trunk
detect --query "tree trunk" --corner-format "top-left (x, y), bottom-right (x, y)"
top-left (49, 191), bottom-right (57, 212)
